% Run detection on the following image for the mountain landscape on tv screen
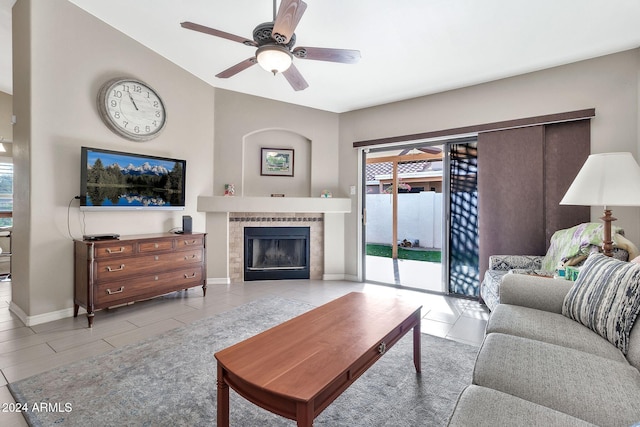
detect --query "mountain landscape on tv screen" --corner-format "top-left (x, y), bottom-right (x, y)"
top-left (85, 155), bottom-right (184, 207)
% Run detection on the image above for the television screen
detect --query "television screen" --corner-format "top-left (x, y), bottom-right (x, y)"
top-left (80, 147), bottom-right (186, 210)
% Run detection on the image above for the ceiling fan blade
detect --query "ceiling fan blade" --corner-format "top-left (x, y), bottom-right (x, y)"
top-left (272, 0), bottom-right (308, 44)
top-left (282, 64), bottom-right (309, 91)
top-left (292, 47), bottom-right (361, 64)
top-left (180, 21), bottom-right (257, 46)
top-left (215, 58), bottom-right (257, 78)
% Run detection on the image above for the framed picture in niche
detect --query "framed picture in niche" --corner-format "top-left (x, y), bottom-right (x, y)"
top-left (261, 148), bottom-right (294, 177)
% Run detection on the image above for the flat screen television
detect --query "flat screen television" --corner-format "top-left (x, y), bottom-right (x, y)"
top-left (80, 146), bottom-right (186, 210)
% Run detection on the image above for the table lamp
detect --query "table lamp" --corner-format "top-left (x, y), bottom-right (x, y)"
top-left (560, 152), bottom-right (640, 256)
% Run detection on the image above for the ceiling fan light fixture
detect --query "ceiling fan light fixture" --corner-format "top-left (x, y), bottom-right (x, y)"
top-left (256, 44), bottom-right (293, 75)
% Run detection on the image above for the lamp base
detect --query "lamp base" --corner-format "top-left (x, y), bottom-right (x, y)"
top-left (601, 209), bottom-right (617, 257)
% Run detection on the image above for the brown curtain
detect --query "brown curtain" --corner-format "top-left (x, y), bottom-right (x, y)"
top-left (477, 120), bottom-right (590, 280)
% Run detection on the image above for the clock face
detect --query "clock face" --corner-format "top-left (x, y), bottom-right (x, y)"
top-left (97, 78), bottom-right (167, 141)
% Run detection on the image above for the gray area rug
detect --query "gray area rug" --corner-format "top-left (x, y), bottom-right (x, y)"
top-left (9, 296), bottom-right (478, 426)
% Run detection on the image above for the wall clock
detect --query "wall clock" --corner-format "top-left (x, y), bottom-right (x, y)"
top-left (97, 77), bottom-right (167, 142)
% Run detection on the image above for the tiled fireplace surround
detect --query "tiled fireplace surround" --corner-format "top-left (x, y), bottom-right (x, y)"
top-left (228, 212), bottom-right (324, 282)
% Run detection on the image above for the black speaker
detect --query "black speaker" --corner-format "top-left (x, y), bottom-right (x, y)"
top-left (182, 215), bottom-right (192, 234)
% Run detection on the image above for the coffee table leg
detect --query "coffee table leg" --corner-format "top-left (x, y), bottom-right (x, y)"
top-left (413, 314), bottom-right (421, 373)
top-left (217, 364), bottom-right (230, 427)
top-left (296, 401), bottom-right (314, 426)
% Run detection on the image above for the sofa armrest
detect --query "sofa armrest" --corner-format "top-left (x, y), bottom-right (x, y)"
top-left (499, 273), bottom-right (573, 314)
top-left (488, 255), bottom-right (544, 271)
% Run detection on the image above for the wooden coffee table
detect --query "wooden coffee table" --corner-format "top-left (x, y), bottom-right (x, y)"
top-left (214, 292), bottom-right (422, 426)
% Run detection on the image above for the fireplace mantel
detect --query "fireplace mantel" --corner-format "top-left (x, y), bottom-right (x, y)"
top-left (197, 196), bottom-right (351, 214)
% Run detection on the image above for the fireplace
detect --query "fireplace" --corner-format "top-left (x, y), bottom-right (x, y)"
top-left (244, 226), bottom-right (310, 281)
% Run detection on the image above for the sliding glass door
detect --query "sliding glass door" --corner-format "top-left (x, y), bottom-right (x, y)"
top-left (362, 138), bottom-right (479, 297)
top-left (363, 145), bottom-right (444, 292)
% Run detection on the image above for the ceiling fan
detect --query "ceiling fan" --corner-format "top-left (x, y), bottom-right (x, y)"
top-left (180, 0), bottom-right (361, 91)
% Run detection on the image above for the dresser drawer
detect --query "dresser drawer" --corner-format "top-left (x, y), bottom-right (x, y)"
top-left (176, 235), bottom-right (204, 250)
top-left (92, 242), bottom-right (136, 259)
top-left (138, 238), bottom-right (174, 253)
top-left (95, 266), bottom-right (205, 307)
top-left (94, 249), bottom-right (204, 281)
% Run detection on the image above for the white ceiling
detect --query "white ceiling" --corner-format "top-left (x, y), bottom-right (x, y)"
top-left (3, 0), bottom-right (640, 112)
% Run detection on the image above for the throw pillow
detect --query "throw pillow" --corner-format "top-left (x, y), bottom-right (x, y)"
top-left (563, 252), bottom-right (640, 354)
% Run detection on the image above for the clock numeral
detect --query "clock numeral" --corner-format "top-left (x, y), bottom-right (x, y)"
top-left (122, 84), bottom-right (130, 93)
top-left (123, 120), bottom-right (129, 128)
top-left (146, 126), bottom-right (151, 132)
top-left (133, 85), bottom-right (142, 93)
top-left (111, 90), bottom-right (122, 98)
top-left (155, 111), bottom-right (161, 118)
top-left (134, 126), bottom-right (140, 133)
top-left (114, 112), bottom-right (120, 119)
top-left (153, 101), bottom-right (159, 108)
top-left (110, 100), bottom-right (117, 108)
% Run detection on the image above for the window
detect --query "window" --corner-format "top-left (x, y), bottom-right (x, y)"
top-left (0, 162), bottom-right (13, 227)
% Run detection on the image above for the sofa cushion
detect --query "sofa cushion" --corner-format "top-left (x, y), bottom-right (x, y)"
top-left (487, 304), bottom-right (627, 363)
top-left (563, 253), bottom-right (640, 354)
top-left (499, 274), bottom-right (573, 314)
top-left (447, 385), bottom-right (598, 427)
top-left (473, 333), bottom-right (640, 427)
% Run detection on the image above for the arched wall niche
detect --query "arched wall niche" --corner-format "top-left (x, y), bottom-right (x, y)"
top-left (242, 128), bottom-right (312, 197)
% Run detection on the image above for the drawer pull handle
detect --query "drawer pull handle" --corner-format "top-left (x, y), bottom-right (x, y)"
top-left (106, 286), bottom-right (124, 295)
top-left (184, 272), bottom-right (197, 279)
top-left (106, 264), bottom-right (125, 272)
top-left (378, 342), bottom-right (387, 355)
top-left (106, 247), bottom-right (125, 254)
top-left (154, 243), bottom-right (159, 248)
top-left (184, 254), bottom-right (197, 260)
top-left (184, 240), bottom-right (197, 246)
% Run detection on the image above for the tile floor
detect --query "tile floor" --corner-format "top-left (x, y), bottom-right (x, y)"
top-left (0, 278), bottom-right (489, 426)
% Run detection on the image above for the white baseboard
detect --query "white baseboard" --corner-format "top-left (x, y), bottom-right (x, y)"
top-left (9, 302), bottom-right (75, 327)
top-left (322, 274), bottom-right (346, 281)
top-left (344, 274), bottom-right (360, 282)
top-left (207, 277), bottom-right (231, 285)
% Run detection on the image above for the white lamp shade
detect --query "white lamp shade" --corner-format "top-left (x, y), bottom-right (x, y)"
top-left (560, 152), bottom-right (640, 207)
top-left (256, 45), bottom-right (293, 74)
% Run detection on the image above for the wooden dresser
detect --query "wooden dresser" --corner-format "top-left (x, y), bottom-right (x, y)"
top-left (74, 232), bottom-right (207, 327)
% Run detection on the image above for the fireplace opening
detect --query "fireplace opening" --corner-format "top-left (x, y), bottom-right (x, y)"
top-left (244, 227), bottom-right (310, 281)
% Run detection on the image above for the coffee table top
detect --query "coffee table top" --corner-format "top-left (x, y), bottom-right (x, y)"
top-left (215, 292), bottom-right (422, 402)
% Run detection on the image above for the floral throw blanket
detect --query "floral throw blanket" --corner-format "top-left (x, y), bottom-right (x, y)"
top-left (541, 223), bottom-right (623, 273)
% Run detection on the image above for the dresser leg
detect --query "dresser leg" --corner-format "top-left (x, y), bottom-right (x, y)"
top-left (202, 284), bottom-right (207, 297)
top-left (73, 304), bottom-right (79, 318)
top-left (87, 312), bottom-right (94, 328)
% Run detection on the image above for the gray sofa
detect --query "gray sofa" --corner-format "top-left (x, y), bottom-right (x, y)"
top-left (448, 260), bottom-right (640, 426)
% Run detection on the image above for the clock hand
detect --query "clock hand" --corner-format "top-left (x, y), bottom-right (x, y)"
top-left (128, 92), bottom-right (139, 111)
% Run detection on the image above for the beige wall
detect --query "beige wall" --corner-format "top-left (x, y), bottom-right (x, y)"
top-left (340, 49), bottom-right (640, 278)
top-left (213, 89), bottom-right (340, 197)
top-left (12, 0), bottom-right (215, 322)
